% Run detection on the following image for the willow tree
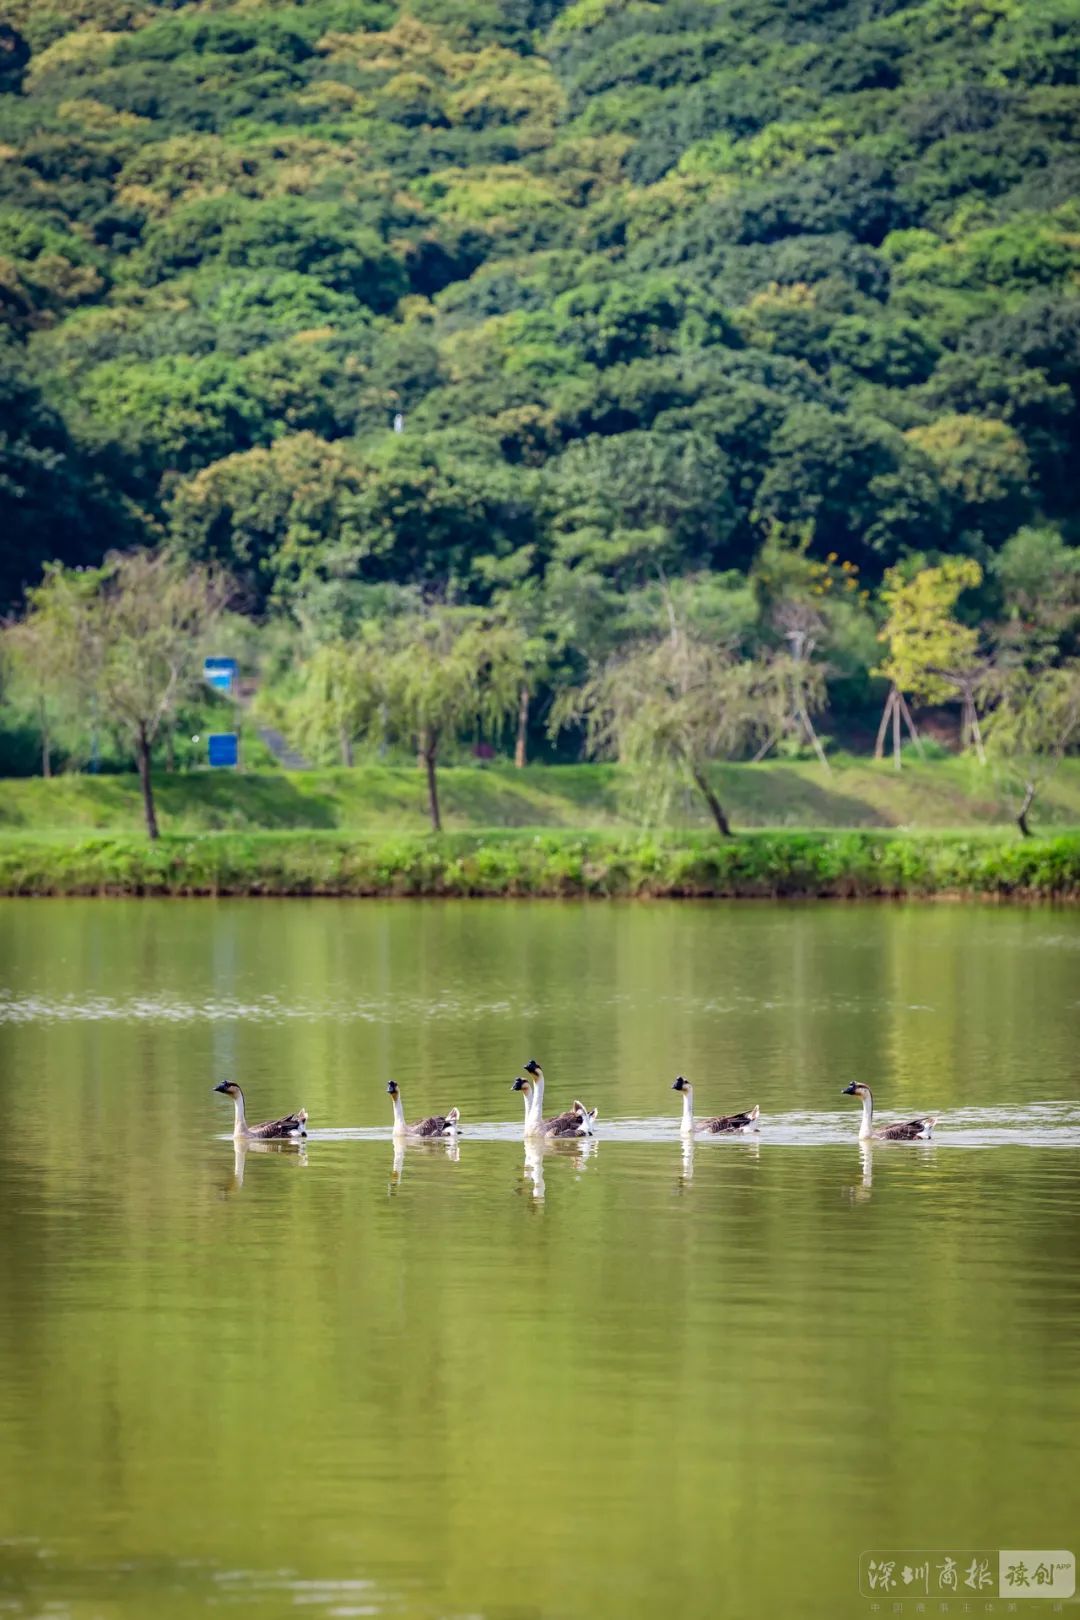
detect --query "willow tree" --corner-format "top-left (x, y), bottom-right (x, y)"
top-left (12, 551), bottom-right (229, 837)
top-left (875, 558), bottom-right (983, 767)
top-left (382, 607), bottom-right (528, 832)
top-left (291, 634), bottom-right (386, 766)
top-left (985, 662), bottom-right (1080, 836)
top-left (553, 627), bottom-right (785, 836)
top-left (1, 607), bottom-right (77, 777)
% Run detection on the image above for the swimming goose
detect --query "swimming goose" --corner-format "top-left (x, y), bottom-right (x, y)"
top-left (512, 1060), bottom-right (592, 1137)
top-left (213, 1081), bottom-right (308, 1141)
top-left (842, 1082), bottom-right (938, 1141)
top-left (671, 1076), bottom-right (759, 1135)
top-left (573, 1100), bottom-right (599, 1135)
top-left (387, 1080), bottom-right (461, 1139)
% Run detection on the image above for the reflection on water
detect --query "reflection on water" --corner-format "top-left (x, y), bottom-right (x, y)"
top-left (0, 898), bottom-right (1079, 1620)
top-left (222, 1136), bottom-right (308, 1194)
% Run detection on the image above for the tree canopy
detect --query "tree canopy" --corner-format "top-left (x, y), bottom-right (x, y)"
top-left (1, 0), bottom-right (1079, 618)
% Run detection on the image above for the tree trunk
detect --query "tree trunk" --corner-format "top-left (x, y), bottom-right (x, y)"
top-left (892, 689), bottom-right (902, 770)
top-left (1017, 779), bottom-right (1036, 839)
top-left (897, 690), bottom-right (924, 758)
top-left (135, 723), bottom-right (160, 840)
top-left (874, 689), bottom-right (893, 761)
top-left (690, 763), bottom-right (732, 837)
top-left (421, 733), bottom-right (442, 833)
top-left (514, 684), bottom-right (530, 770)
top-left (38, 696), bottom-right (51, 779)
top-left (339, 726), bottom-right (354, 767)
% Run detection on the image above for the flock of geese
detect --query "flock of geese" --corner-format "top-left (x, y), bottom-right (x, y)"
top-left (213, 1064), bottom-right (939, 1144)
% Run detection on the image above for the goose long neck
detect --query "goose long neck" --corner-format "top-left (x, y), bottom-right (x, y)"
top-left (231, 1088), bottom-right (248, 1135)
top-left (520, 1080), bottom-right (536, 1132)
top-left (390, 1089), bottom-right (407, 1133)
top-left (680, 1085), bottom-right (694, 1134)
top-left (530, 1068), bottom-right (545, 1125)
top-left (858, 1088), bottom-right (874, 1140)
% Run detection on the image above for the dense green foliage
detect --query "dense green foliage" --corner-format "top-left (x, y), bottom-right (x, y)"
top-left (3, 0), bottom-right (1080, 621)
top-left (2, 825), bottom-right (1079, 898)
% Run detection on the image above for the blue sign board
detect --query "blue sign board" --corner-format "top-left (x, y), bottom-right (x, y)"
top-left (204, 657), bottom-right (238, 693)
top-left (208, 733), bottom-right (239, 768)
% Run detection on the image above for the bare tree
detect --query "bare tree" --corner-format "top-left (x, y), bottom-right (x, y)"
top-left (752, 599), bottom-right (831, 770)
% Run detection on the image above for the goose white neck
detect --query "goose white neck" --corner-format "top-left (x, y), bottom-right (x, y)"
top-left (230, 1088), bottom-right (248, 1136)
top-left (858, 1088), bottom-right (874, 1140)
top-left (390, 1089), bottom-right (407, 1135)
top-left (525, 1069), bottom-right (545, 1135)
top-left (679, 1085), bottom-right (694, 1135)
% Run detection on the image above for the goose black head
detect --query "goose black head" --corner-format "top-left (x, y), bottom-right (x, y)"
top-left (511, 1075), bottom-right (528, 1092)
top-left (843, 1082), bottom-right (870, 1097)
top-left (672, 1075), bottom-right (688, 1092)
top-left (523, 1058), bottom-right (541, 1076)
top-left (386, 1080), bottom-right (399, 1096)
top-left (213, 1080), bottom-right (239, 1096)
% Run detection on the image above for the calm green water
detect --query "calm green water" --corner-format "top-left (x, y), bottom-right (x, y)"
top-left (1, 900), bottom-right (1078, 1620)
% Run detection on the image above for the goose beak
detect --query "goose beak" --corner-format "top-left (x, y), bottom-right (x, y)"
top-left (212, 1082), bottom-right (229, 1094)
top-left (511, 1076), bottom-right (526, 1092)
top-left (842, 1083), bottom-right (858, 1095)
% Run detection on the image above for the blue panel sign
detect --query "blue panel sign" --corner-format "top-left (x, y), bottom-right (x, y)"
top-left (207, 733), bottom-right (239, 768)
top-left (204, 657), bottom-right (238, 693)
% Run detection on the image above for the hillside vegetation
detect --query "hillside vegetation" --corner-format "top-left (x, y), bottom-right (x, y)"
top-left (3, 0), bottom-right (1079, 612)
top-left (2, 826), bottom-right (1079, 899)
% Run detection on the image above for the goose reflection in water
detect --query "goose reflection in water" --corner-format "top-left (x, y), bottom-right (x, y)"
top-left (846, 1142), bottom-right (875, 1204)
top-left (678, 1136), bottom-right (695, 1188)
top-left (522, 1133), bottom-right (599, 1203)
top-left (388, 1134), bottom-right (461, 1196)
top-left (223, 1136), bottom-right (307, 1194)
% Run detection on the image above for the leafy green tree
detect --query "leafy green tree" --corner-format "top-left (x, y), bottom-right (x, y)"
top-left (316, 605), bottom-right (528, 830)
top-left (289, 633), bottom-right (385, 767)
top-left (11, 551), bottom-right (230, 837)
top-left (552, 621), bottom-right (792, 835)
top-left (994, 526), bottom-right (1080, 667)
top-left (875, 558), bottom-right (984, 766)
top-left (986, 662), bottom-right (1080, 836)
top-left (168, 433), bottom-right (367, 608)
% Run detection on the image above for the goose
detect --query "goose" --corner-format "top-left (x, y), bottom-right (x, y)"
top-left (573, 1100), bottom-right (599, 1135)
top-left (213, 1080), bottom-right (308, 1141)
top-left (671, 1075), bottom-right (759, 1135)
top-left (512, 1060), bottom-right (592, 1138)
top-left (387, 1080), bottom-right (461, 1139)
top-left (842, 1082), bottom-right (938, 1141)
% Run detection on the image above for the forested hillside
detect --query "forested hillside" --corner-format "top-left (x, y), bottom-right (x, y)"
top-left (2, 0), bottom-right (1080, 800)
top-left (3, 0), bottom-right (1078, 604)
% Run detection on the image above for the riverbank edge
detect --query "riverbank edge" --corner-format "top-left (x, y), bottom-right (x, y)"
top-left (1, 829), bottom-right (1078, 899)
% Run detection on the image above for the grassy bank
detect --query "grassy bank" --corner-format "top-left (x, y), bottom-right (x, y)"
top-left (3, 757), bottom-right (1080, 833)
top-left (1, 828), bottom-right (1078, 900)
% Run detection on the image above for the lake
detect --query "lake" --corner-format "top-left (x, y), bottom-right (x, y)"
top-left (0, 898), bottom-right (1078, 1620)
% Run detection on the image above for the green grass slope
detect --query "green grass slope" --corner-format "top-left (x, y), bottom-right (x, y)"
top-left (2, 757), bottom-right (1080, 834)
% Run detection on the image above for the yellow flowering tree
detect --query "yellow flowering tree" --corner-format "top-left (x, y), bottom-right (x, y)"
top-left (874, 558), bottom-right (983, 767)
